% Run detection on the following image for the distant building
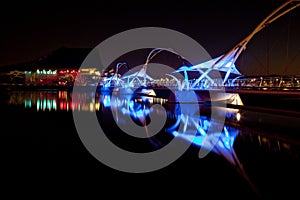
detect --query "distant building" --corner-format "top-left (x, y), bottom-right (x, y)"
top-left (0, 47), bottom-right (103, 87)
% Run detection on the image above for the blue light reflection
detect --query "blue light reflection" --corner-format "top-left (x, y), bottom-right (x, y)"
top-left (98, 93), bottom-right (241, 156)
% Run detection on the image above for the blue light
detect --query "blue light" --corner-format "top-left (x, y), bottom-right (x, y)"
top-left (102, 95), bottom-right (111, 107)
top-left (218, 140), bottom-right (225, 149)
top-left (135, 109), bottom-right (144, 118)
top-left (53, 100), bottom-right (57, 110)
top-left (172, 131), bottom-right (179, 137)
top-left (175, 134), bottom-right (203, 146)
top-left (192, 136), bottom-right (203, 146)
top-left (203, 119), bottom-right (210, 130)
top-left (224, 126), bottom-right (229, 137)
top-left (225, 59), bottom-right (234, 68)
top-left (24, 100), bottom-right (31, 108)
top-left (108, 94), bottom-right (243, 160)
top-left (128, 100), bottom-right (134, 110)
top-left (224, 140), bottom-right (230, 149)
top-left (115, 98), bottom-right (121, 107)
top-left (165, 111), bottom-right (240, 153)
top-left (197, 126), bottom-right (207, 136)
top-left (121, 108), bottom-right (127, 115)
top-left (47, 99), bottom-right (51, 110)
top-left (230, 136), bottom-right (235, 147)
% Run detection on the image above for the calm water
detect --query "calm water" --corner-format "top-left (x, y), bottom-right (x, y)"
top-left (1, 89), bottom-right (300, 199)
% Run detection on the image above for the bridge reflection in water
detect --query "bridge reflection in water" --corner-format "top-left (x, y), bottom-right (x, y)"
top-left (95, 91), bottom-right (300, 198)
top-left (2, 89), bottom-right (300, 198)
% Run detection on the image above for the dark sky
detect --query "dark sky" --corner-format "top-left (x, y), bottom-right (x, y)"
top-left (0, 0), bottom-right (299, 75)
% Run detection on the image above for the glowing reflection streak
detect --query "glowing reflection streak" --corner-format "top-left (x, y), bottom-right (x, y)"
top-left (103, 94), bottom-right (258, 194)
top-left (53, 100), bottom-right (57, 111)
top-left (165, 110), bottom-right (259, 195)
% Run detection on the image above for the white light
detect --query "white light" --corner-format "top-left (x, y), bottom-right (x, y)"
top-left (225, 61), bottom-right (233, 68)
top-left (236, 112), bottom-right (241, 121)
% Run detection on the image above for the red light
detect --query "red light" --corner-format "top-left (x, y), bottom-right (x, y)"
top-left (60, 102), bottom-right (64, 110)
top-left (70, 101), bottom-right (73, 110)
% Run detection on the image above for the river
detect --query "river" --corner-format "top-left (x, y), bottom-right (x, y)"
top-left (1, 89), bottom-right (300, 199)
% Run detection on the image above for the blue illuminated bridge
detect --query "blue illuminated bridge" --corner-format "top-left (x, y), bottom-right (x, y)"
top-left (98, 0), bottom-right (300, 106)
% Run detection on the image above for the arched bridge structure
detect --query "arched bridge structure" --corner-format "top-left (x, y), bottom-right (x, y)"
top-left (99, 0), bottom-right (300, 92)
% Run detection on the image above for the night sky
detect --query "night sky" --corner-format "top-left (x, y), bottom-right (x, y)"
top-left (0, 0), bottom-right (299, 75)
